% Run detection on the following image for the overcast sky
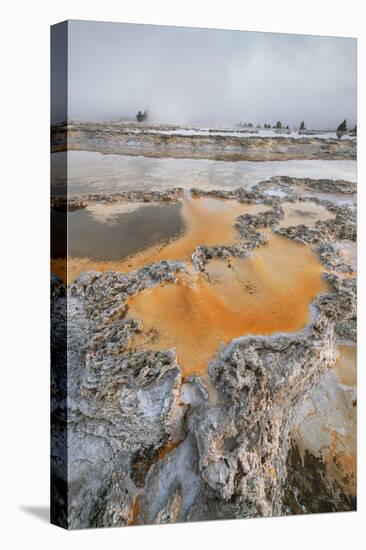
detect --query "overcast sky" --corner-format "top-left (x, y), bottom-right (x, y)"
top-left (66, 20), bottom-right (356, 128)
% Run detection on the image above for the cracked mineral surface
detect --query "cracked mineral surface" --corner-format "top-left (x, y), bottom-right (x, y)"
top-left (52, 122), bottom-right (356, 161)
top-left (51, 126), bottom-right (357, 529)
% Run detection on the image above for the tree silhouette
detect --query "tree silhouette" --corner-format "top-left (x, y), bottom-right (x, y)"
top-left (136, 109), bottom-right (148, 122)
top-left (300, 121), bottom-right (305, 130)
top-left (337, 119), bottom-right (347, 132)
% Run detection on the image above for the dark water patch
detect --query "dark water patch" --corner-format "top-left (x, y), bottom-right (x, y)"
top-left (51, 202), bottom-right (185, 261)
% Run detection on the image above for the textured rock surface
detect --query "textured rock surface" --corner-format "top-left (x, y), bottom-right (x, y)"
top-left (51, 187), bottom-right (184, 212)
top-left (51, 175), bottom-right (357, 528)
top-left (286, 344), bottom-right (357, 515)
top-left (51, 122), bottom-right (356, 161)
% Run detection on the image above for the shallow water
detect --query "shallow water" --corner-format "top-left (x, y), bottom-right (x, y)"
top-left (335, 344), bottom-right (357, 386)
top-left (117, 197), bottom-right (266, 272)
top-left (279, 201), bottom-right (335, 228)
top-left (334, 240), bottom-right (357, 272)
top-left (127, 235), bottom-right (327, 377)
top-left (51, 201), bottom-right (185, 261)
top-left (52, 196), bottom-right (266, 283)
top-left (52, 151), bottom-right (357, 195)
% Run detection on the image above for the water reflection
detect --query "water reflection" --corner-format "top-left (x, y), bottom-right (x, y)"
top-left (59, 151), bottom-right (357, 195)
top-left (51, 201), bottom-right (184, 261)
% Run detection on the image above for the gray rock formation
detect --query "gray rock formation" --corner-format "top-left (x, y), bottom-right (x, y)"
top-left (51, 176), bottom-right (357, 528)
top-left (51, 121), bottom-right (356, 161)
top-left (51, 187), bottom-right (184, 212)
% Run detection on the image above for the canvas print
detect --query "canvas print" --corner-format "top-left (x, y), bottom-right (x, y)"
top-left (50, 20), bottom-right (357, 529)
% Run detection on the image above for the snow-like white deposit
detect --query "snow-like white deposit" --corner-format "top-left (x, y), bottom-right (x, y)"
top-left (63, 151), bottom-right (357, 195)
top-left (126, 127), bottom-right (356, 140)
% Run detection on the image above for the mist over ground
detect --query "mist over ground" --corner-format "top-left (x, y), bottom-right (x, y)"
top-left (66, 20), bottom-right (356, 129)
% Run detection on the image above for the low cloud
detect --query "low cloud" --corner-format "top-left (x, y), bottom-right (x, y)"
top-left (67, 20), bottom-right (357, 129)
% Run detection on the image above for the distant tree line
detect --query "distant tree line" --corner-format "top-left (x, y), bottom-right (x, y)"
top-left (243, 121), bottom-right (294, 130)
top-left (237, 118), bottom-right (356, 135)
top-left (263, 121), bottom-right (291, 130)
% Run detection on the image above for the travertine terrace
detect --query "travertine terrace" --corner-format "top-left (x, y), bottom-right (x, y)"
top-left (51, 124), bottom-right (357, 527)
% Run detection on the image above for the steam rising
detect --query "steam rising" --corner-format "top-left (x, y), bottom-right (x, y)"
top-left (67, 20), bottom-right (356, 128)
